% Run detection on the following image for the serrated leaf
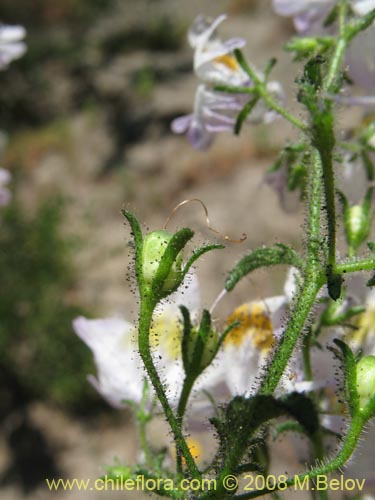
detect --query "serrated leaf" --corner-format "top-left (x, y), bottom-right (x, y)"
top-left (225, 244), bottom-right (303, 292)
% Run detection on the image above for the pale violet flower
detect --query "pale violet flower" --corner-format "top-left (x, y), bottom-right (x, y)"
top-left (273, 1), bottom-right (375, 33)
top-left (272, 0), bottom-right (333, 33)
top-left (0, 24), bottom-right (26, 70)
top-left (188, 14), bottom-right (249, 86)
top-left (172, 81), bottom-right (284, 151)
top-left (73, 274), bottom-right (222, 409)
top-left (171, 14), bottom-right (284, 150)
top-left (0, 168), bottom-right (11, 206)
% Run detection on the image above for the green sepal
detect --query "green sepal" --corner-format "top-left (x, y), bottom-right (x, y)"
top-left (180, 305), bottom-right (193, 374)
top-left (152, 227), bottom-right (193, 297)
top-left (122, 209), bottom-right (144, 289)
top-left (329, 339), bottom-right (360, 417)
top-left (235, 95), bottom-right (259, 135)
top-left (225, 244), bottom-right (303, 292)
top-left (180, 307), bottom-right (219, 379)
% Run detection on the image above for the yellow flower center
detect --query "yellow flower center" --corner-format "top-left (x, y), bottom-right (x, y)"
top-left (149, 313), bottom-right (183, 360)
top-left (214, 54), bottom-right (239, 71)
top-left (225, 302), bottom-right (274, 352)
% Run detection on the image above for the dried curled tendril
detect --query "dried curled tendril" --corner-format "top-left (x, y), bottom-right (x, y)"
top-left (163, 198), bottom-right (247, 243)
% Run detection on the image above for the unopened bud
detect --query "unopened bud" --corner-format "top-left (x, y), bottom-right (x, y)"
top-left (344, 204), bottom-right (371, 251)
top-left (356, 355), bottom-right (375, 412)
top-left (142, 230), bottom-right (182, 292)
top-left (185, 327), bottom-right (219, 375)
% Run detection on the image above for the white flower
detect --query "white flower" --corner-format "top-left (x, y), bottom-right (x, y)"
top-left (352, 0), bottom-right (375, 16)
top-left (172, 81), bottom-right (284, 151)
top-left (218, 296), bottom-right (288, 397)
top-left (0, 24), bottom-right (26, 70)
top-left (0, 168), bottom-right (11, 206)
top-left (188, 14), bottom-right (249, 86)
top-left (73, 274), bottom-right (221, 409)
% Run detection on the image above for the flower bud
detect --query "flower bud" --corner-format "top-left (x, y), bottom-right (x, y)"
top-left (185, 326), bottom-right (219, 375)
top-left (142, 230), bottom-right (182, 292)
top-left (356, 355), bottom-right (375, 412)
top-left (344, 204), bottom-right (371, 251)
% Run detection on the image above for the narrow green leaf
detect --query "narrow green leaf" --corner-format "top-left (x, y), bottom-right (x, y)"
top-left (225, 244), bottom-right (303, 292)
top-left (235, 96), bottom-right (259, 135)
top-left (122, 210), bottom-right (144, 286)
top-left (181, 244), bottom-right (224, 281)
top-left (332, 339), bottom-right (360, 416)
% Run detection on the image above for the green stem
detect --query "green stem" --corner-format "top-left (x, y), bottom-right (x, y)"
top-left (324, 0), bottom-right (348, 93)
top-left (336, 257), bottom-right (375, 274)
top-left (138, 416), bottom-right (154, 471)
top-left (138, 298), bottom-right (201, 479)
top-left (234, 414), bottom-right (365, 499)
top-left (233, 50), bottom-right (307, 132)
top-left (260, 150), bottom-right (323, 395)
top-left (176, 376), bottom-right (196, 474)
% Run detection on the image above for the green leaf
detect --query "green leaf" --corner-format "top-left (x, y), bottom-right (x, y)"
top-left (122, 210), bottom-right (144, 287)
top-left (280, 392), bottom-right (319, 436)
top-left (182, 244), bottom-right (224, 281)
top-left (331, 339), bottom-right (360, 417)
top-left (347, 8), bottom-right (375, 42)
top-left (367, 241), bottom-right (375, 252)
top-left (273, 421), bottom-right (306, 440)
top-left (235, 96), bottom-right (259, 135)
top-left (225, 244), bottom-right (303, 292)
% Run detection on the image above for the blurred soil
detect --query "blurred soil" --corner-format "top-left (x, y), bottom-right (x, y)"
top-left (1, 0), bottom-right (371, 498)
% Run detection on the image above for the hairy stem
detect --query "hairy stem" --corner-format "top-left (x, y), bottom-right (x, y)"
top-left (138, 298), bottom-right (200, 479)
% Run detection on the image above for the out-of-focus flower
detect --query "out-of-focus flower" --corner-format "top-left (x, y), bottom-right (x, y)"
top-left (272, 0), bottom-right (333, 33)
top-left (171, 14), bottom-right (284, 150)
top-left (172, 83), bottom-right (283, 150)
top-left (0, 168), bottom-right (11, 206)
top-left (188, 14), bottom-right (248, 86)
top-left (73, 275), bottom-right (221, 409)
top-left (273, 1), bottom-right (375, 33)
top-left (0, 24), bottom-right (26, 70)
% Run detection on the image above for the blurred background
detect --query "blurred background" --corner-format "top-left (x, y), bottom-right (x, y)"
top-left (0, 0), bottom-right (345, 498)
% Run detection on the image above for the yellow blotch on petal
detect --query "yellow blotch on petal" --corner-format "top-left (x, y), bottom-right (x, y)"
top-left (225, 302), bottom-right (274, 352)
top-left (171, 437), bottom-right (202, 466)
top-left (214, 54), bottom-right (239, 71)
top-left (348, 306), bottom-right (375, 349)
top-left (149, 314), bottom-right (183, 360)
